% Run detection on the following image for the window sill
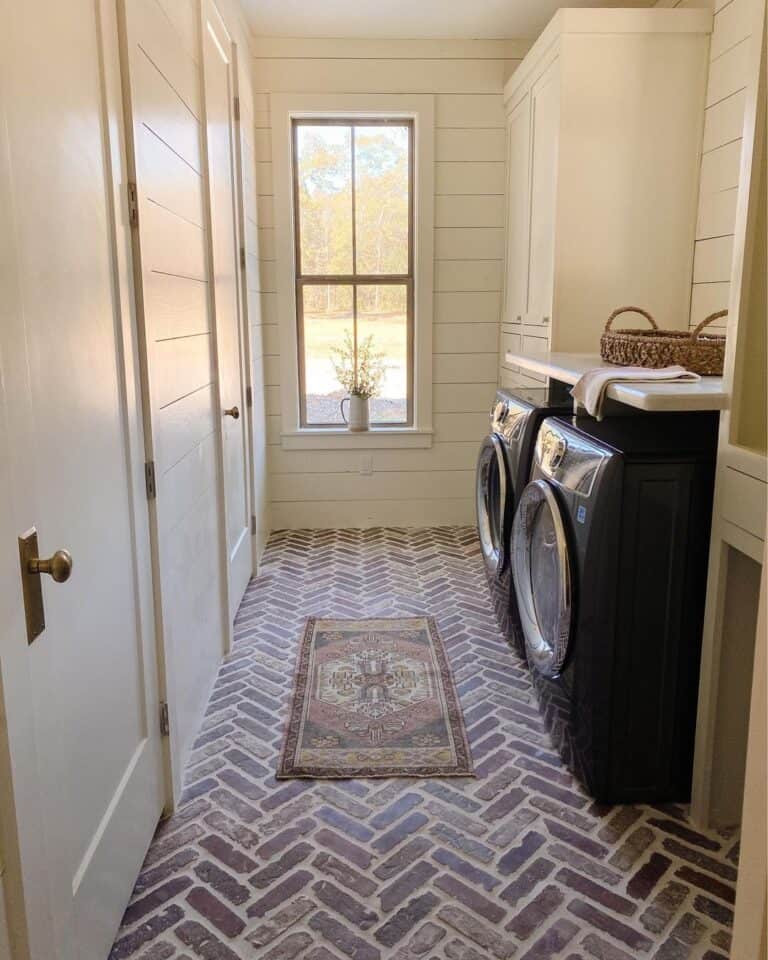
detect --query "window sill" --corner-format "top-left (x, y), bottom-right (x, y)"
top-left (281, 428), bottom-right (434, 451)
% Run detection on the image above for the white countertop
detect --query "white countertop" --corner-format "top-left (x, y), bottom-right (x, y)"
top-left (506, 350), bottom-right (728, 412)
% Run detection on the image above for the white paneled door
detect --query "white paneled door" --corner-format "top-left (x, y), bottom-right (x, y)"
top-left (527, 59), bottom-right (559, 329)
top-left (203, 2), bottom-right (253, 620)
top-left (503, 92), bottom-right (531, 326)
top-left (118, 0), bottom-right (230, 803)
top-left (0, 1), bottom-right (164, 958)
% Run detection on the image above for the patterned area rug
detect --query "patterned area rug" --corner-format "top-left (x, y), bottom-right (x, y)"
top-left (278, 616), bottom-right (473, 778)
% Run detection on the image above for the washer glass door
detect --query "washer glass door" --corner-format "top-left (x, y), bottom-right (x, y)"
top-left (512, 479), bottom-right (573, 676)
top-left (475, 434), bottom-right (510, 577)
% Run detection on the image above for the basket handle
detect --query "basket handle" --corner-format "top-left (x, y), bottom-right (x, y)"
top-left (691, 309), bottom-right (728, 340)
top-left (604, 307), bottom-right (658, 332)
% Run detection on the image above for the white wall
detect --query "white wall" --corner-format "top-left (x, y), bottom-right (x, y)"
top-left (657, 0), bottom-right (763, 332)
top-left (251, 39), bottom-right (529, 528)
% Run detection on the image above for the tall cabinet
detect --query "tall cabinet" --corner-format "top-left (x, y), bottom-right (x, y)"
top-left (499, 8), bottom-right (712, 388)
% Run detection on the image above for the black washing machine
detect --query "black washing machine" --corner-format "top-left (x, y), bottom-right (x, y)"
top-left (475, 381), bottom-right (572, 649)
top-left (511, 412), bottom-right (717, 803)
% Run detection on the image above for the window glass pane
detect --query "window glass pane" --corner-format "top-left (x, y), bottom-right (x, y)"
top-left (296, 125), bottom-right (352, 275)
top-left (357, 284), bottom-right (408, 423)
top-left (302, 285), bottom-right (353, 424)
top-left (354, 125), bottom-right (409, 275)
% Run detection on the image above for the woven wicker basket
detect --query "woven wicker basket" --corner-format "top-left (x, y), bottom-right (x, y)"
top-left (600, 306), bottom-right (727, 375)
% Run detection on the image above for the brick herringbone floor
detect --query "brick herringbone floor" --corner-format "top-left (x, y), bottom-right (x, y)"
top-left (109, 528), bottom-right (738, 960)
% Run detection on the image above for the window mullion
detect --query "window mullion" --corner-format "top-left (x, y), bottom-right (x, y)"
top-left (352, 284), bottom-right (358, 390)
top-left (351, 126), bottom-right (358, 387)
top-left (351, 125), bottom-right (357, 278)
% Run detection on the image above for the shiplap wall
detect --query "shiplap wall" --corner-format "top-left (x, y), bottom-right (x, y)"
top-left (251, 39), bottom-right (529, 528)
top-left (657, 0), bottom-right (761, 331)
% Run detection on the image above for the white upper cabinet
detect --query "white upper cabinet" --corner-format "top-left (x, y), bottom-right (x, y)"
top-left (500, 8), bottom-right (712, 377)
top-left (526, 60), bottom-right (560, 330)
top-left (503, 93), bottom-right (530, 326)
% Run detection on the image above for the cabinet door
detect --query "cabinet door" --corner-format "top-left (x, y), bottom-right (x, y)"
top-left (527, 60), bottom-right (560, 328)
top-left (503, 94), bottom-right (530, 326)
top-left (500, 326), bottom-right (522, 372)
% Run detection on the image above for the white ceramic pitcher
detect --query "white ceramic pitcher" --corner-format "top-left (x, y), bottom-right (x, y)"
top-left (340, 394), bottom-right (370, 432)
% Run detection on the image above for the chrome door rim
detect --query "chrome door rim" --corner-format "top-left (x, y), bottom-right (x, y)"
top-left (475, 433), bottom-right (509, 577)
top-left (512, 479), bottom-right (572, 677)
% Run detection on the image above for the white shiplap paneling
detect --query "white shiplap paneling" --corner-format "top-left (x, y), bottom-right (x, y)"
top-left (252, 57), bottom-right (518, 96)
top-left (702, 88), bottom-right (748, 152)
top-left (435, 195), bottom-right (506, 228)
top-left (253, 38), bottom-right (518, 526)
top-left (435, 227), bottom-right (505, 260)
top-left (697, 185), bottom-right (739, 239)
top-left (710, 0), bottom-right (755, 59)
top-left (673, 0), bottom-right (760, 326)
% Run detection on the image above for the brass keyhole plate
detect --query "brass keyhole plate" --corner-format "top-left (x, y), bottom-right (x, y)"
top-left (18, 528), bottom-right (45, 643)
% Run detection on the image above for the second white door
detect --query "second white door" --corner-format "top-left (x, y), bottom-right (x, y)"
top-left (203, 1), bottom-right (253, 620)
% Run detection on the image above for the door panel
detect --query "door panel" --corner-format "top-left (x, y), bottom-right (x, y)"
top-left (0, 1), bottom-right (164, 956)
top-left (203, 2), bottom-right (253, 618)
top-left (120, 0), bottom-right (228, 803)
top-left (153, 334), bottom-right (214, 409)
top-left (503, 94), bottom-right (531, 326)
top-left (527, 60), bottom-right (560, 327)
top-left (145, 272), bottom-right (210, 340)
top-left (140, 201), bottom-right (207, 279)
top-left (501, 328), bottom-right (522, 371)
top-left (156, 384), bottom-right (217, 473)
top-left (136, 124), bottom-right (205, 225)
top-left (521, 334), bottom-right (549, 383)
top-left (132, 47), bottom-right (201, 170)
top-left (158, 433), bottom-right (220, 538)
top-left (131, 0), bottom-right (200, 115)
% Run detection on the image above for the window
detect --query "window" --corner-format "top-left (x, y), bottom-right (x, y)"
top-left (292, 119), bottom-right (414, 427)
top-left (271, 93), bottom-right (434, 450)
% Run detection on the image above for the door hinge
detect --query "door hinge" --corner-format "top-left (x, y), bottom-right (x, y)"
top-left (144, 460), bottom-right (156, 500)
top-left (159, 701), bottom-right (170, 737)
top-left (251, 514), bottom-right (257, 535)
top-left (245, 385), bottom-right (253, 409)
top-left (233, 96), bottom-right (240, 122)
top-left (239, 245), bottom-right (246, 270)
top-left (127, 181), bottom-right (139, 228)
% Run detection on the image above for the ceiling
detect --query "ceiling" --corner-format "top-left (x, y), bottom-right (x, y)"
top-left (240, 0), bottom-right (654, 41)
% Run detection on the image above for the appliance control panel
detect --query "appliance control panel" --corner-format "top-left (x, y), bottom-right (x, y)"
top-left (535, 422), bottom-right (606, 498)
top-left (491, 391), bottom-right (533, 441)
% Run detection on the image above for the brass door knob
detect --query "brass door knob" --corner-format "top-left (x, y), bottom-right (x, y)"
top-left (224, 406), bottom-right (240, 420)
top-left (28, 549), bottom-right (73, 583)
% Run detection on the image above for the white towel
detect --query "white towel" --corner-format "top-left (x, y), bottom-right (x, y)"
top-left (571, 366), bottom-right (701, 420)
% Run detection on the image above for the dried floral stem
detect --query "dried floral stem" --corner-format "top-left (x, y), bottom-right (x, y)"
top-left (330, 330), bottom-right (386, 399)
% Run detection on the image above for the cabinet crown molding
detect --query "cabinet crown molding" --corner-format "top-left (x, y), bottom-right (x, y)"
top-left (504, 7), bottom-right (713, 105)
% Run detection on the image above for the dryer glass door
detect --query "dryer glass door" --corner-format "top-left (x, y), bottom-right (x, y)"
top-left (512, 479), bottom-right (573, 677)
top-left (476, 433), bottom-right (509, 577)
